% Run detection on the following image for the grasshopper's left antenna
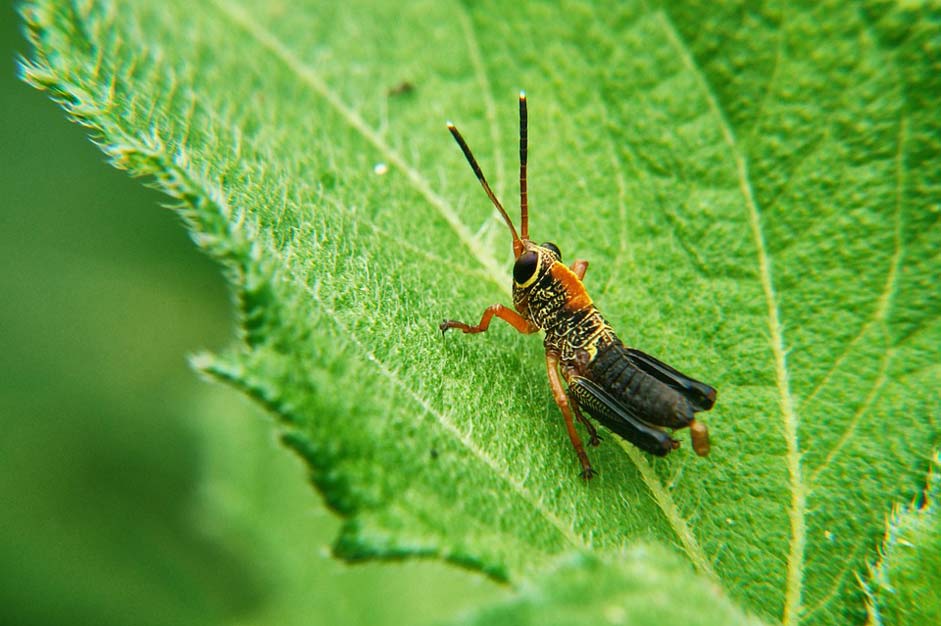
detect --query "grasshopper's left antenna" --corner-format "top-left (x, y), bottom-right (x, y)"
top-left (519, 91), bottom-right (529, 241)
top-left (448, 121), bottom-right (524, 257)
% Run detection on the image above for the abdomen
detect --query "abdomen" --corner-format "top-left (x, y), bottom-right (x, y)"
top-left (583, 335), bottom-right (694, 429)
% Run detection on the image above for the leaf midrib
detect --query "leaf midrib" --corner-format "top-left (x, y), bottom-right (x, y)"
top-left (655, 10), bottom-right (805, 625)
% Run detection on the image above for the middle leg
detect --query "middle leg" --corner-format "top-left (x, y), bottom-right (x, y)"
top-left (569, 395), bottom-right (601, 447)
top-left (570, 259), bottom-right (589, 281)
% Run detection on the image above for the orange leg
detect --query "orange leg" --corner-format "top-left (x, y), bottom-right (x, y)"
top-left (440, 304), bottom-right (538, 335)
top-left (546, 352), bottom-right (595, 479)
top-left (570, 259), bottom-right (589, 281)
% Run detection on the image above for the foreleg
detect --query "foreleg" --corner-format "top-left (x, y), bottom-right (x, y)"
top-left (440, 304), bottom-right (538, 335)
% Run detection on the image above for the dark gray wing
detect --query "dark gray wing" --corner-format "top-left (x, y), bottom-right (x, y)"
top-left (625, 348), bottom-right (717, 412)
top-left (567, 376), bottom-right (677, 456)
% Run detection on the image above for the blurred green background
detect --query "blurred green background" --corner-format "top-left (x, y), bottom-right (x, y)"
top-left (0, 5), bottom-right (503, 625)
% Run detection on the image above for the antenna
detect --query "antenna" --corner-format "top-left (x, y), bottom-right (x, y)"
top-left (519, 91), bottom-right (529, 240)
top-left (447, 121), bottom-right (523, 257)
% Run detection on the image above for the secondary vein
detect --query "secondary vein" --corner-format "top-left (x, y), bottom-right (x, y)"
top-left (799, 113), bottom-right (904, 412)
top-left (457, 7), bottom-right (507, 211)
top-left (618, 441), bottom-right (720, 582)
top-left (305, 283), bottom-right (588, 555)
top-left (589, 84), bottom-right (709, 570)
top-left (212, 0), bottom-right (508, 292)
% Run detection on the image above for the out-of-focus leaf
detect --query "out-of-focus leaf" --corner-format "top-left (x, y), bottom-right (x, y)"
top-left (443, 545), bottom-right (769, 626)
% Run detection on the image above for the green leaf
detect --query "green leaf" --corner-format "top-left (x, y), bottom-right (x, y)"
top-left (863, 452), bottom-right (941, 626)
top-left (443, 545), bottom-right (768, 626)
top-left (20, 0), bottom-right (941, 624)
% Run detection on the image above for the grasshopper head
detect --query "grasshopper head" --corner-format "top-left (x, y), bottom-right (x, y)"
top-left (512, 240), bottom-right (563, 290)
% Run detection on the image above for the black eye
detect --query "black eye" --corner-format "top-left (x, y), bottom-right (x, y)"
top-left (513, 251), bottom-right (539, 285)
top-left (541, 241), bottom-right (562, 261)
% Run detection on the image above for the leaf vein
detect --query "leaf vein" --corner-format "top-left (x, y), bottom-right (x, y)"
top-left (325, 195), bottom-right (496, 284)
top-left (807, 349), bottom-right (894, 487)
top-left (301, 284), bottom-right (588, 559)
top-left (598, 138), bottom-right (632, 299)
top-left (806, 114), bottom-right (907, 490)
top-left (744, 18), bottom-right (785, 147)
top-left (799, 543), bottom-right (866, 623)
top-left (799, 115), bottom-right (907, 411)
top-left (212, 0), bottom-right (508, 292)
top-left (456, 6), bottom-right (507, 219)
top-left (616, 439), bottom-right (720, 583)
top-left (657, 11), bottom-right (805, 625)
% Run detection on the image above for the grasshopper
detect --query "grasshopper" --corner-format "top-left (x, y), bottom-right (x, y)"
top-left (441, 93), bottom-right (716, 479)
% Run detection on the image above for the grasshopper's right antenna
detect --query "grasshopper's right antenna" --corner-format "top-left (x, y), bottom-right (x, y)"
top-left (447, 121), bottom-right (524, 257)
top-left (519, 91), bottom-right (529, 241)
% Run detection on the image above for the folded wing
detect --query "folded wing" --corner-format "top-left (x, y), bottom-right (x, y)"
top-left (567, 375), bottom-right (678, 456)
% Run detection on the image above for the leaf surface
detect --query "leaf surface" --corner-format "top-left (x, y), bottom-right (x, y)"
top-left (21, 0), bottom-right (941, 624)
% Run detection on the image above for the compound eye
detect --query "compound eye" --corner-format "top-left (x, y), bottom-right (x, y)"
top-left (513, 250), bottom-right (539, 285)
top-left (541, 241), bottom-right (562, 261)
